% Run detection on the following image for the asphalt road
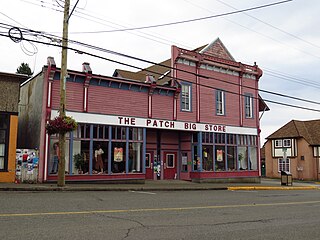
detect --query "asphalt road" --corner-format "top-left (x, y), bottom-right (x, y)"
top-left (0, 190), bottom-right (319, 240)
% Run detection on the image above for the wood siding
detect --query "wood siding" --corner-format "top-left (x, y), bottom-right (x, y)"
top-left (151, 94), bottom-right (173, 120)
top-left (175, 63), bottom-right (197, 122)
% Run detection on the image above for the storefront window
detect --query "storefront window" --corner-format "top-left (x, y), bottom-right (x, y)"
top-left (202, 132), bottom-right (213, 143)
top-left (238, 146), bottom-right (248, 170)
top-left (215, 145), bottom-right (225, 171)
top-left (111, 142), bottom-right (126, 173)
top-left (249, 147), bottom-right (257, 170)
top-left (227, 146), bottom-right (236, 171)
top-left (93, 141), bottom-right (108, 174)
top-left (48, 124), bottom-right (145, 176)
top-left (49, 139), bottom-right (70, 175)
top-left (202, 145), bottom-right (213, 171)
top-left (193, 132), bottom-right (258, 173)
top-left (193, 145), bottom-right (198, 171)
top-left (237, 135), bottom-right (258, 171)
top-left (129, 142), bottom-right (142, 173)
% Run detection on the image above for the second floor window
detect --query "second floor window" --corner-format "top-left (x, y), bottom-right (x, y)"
top-left (245, 94), bottom-right (253, 118)
top-left (283, 139), bottom-right (291, 147)
top-left (216, 90), bottom-right (225, 115)
top-left (181, 83), bottom-right (191, 111)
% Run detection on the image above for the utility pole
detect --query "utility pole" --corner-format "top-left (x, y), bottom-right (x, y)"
top-left (58, 0), bottom-right (70, 187)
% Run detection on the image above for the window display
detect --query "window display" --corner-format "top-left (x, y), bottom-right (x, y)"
top-left (192, 133), bottom-right (258, 173)
top-left (215, 145), bottom-right (225, 171)
top-left (48, 124), bottom-right (144, 176)
top-left (202, 146), bottom-right (213, 171)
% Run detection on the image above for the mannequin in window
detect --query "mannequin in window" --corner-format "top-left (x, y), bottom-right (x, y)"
top-left (94, 144), bottom-right (104, 174)
top-left (51, 142), bottom-right (59, 174)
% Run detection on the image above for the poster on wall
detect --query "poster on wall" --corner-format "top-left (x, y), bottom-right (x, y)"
top-left (16, 149), bottom-right (39, 183)
top-left (217, 150), bottom-right (223, 162)
top-left (114, 147), bottom-right (123, 162)
top-left (27, 163), bottom-right (34, 175)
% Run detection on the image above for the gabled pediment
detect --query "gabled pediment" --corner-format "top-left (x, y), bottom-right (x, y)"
top-left (199, 38), bottom-right (235, 61)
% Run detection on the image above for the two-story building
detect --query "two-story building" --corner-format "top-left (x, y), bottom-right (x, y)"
top-left (0, 71), bottom-right (28, 182)
top-left (18, 38), bottom-right (268, 183)
top-left (265, 119), bottom-right (320, 181)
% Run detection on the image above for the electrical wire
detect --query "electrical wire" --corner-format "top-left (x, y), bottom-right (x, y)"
top-left (216, 0), bottom-right (320, 50)
top-left (64, 36), bottom-right (320, 106)
top-left (66, 0), bottom-right (293, 34)
top-left (3, 23), bottom-right (320, 106)
top-left (20, 0), bottom-right (320, 65)
top-left (2, 29), bottom-right (320, 113)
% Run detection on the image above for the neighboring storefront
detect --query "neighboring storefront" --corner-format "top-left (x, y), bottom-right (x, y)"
top-left (18, 38), bottom-right (268, 183)
top-left (0, 72), bottom-right (28, 182)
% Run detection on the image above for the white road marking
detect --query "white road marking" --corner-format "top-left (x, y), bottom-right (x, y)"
top-left (129, 190), bottom-right (156, 195)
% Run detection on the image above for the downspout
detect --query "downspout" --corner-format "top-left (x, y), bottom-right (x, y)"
top-left (42, 57), bottom-right (56, 182)
top-left (239, 64), bottom-right (244, 127)
top-left (196, 62), bottom-right (200, 123)
top-left (255, 64), bottom-right (263, 178)
top-left (82, 62), bottom-right (92, 112)
top-left (317, 147), bottom-right (319, 181)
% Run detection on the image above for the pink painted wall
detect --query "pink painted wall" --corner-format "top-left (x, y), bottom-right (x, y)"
top-left (87, 85), bottom-right (148, 117)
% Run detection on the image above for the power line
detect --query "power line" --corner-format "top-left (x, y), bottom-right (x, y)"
top-left (21, 0), bottom-right (193, 49)
top-left (67, 0), bottom-right (293, 34)
top-left (264, 70), bottom-right (320, 89)
top-left (19, 0), bottom-right (320, 82)
top-left (216, 0), bottom-right (320, 50)
top-left (63, 35), bottom-right (320, 106)
top-left (2, 23), bottom-right (320, 107)
top-left (2, 29), bottom-right (320, 113)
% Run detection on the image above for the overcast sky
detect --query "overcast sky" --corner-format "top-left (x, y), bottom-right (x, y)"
top-left (1, 0), bottom-right (320, 144)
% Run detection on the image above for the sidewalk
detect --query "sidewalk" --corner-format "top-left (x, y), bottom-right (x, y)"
top-left (0, 178), bottom-right (319, 191)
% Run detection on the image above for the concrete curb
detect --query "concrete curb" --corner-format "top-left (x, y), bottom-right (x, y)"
top-left (0, 186), bottom-right (229, 192)
top-left (228, 186), bottom-right (319, 191)
top-left (1, 185), bottom-right (319, 191)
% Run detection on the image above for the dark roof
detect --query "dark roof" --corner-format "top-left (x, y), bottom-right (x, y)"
top-left (258, 95), bottom-right (270, 112)
top-left (267, 119), bottom-right (320, 145)
top-left (113, 38), bottom-right (235, 85)
top-left (113, 59), bottom-right (172, 86)
top-left (0, 71), bottom-right (29, 83)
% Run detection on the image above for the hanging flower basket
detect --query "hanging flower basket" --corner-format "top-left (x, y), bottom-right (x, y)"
top-left (46, 116), bottom-right (78, 135)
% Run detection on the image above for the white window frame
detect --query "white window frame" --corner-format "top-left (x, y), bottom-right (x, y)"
top-left (274, 140), bottom-right (282, 148)
top-left (283, 139), bottom-right (291, 148)
top-left (181, 83), bottom-right (191, 112)
top-left (216, 90), bottom-right (225, 115)
top-left (278, 158), bottom-right (290, 172)
top-left (245, 94), bottom-right (253, 118)
top-left (166, 154), bottom-right (175, 168)
top-left (313, 146), bottom-right (320, 157)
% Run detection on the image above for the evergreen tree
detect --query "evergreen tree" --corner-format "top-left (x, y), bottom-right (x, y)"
top-left (16, 62), bottom-right (33, 76)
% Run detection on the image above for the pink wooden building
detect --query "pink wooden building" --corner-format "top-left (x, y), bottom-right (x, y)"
top-left (18, 38), bottom-right (268, 183)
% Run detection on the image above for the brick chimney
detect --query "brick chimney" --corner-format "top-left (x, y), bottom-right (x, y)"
top-left (82, 62), bottom-right (92, 74)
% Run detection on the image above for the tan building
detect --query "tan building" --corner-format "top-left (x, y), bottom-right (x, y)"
top-left (0, 72), bottom-right (28, 182)
top-left (265, 120), bottom-right (320, 181)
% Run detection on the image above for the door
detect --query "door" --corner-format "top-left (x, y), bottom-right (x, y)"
top-left (163, 152), bottom-right (177, 179)
top-left (145, 152), bottom-right (154, 179)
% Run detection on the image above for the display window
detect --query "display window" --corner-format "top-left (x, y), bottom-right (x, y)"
top-left (192, 132), bottom-right (257, 173)
top-left (48, 124), bottom-right (144, 176)
top-left (202, 145), bottom-right (213, 171)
